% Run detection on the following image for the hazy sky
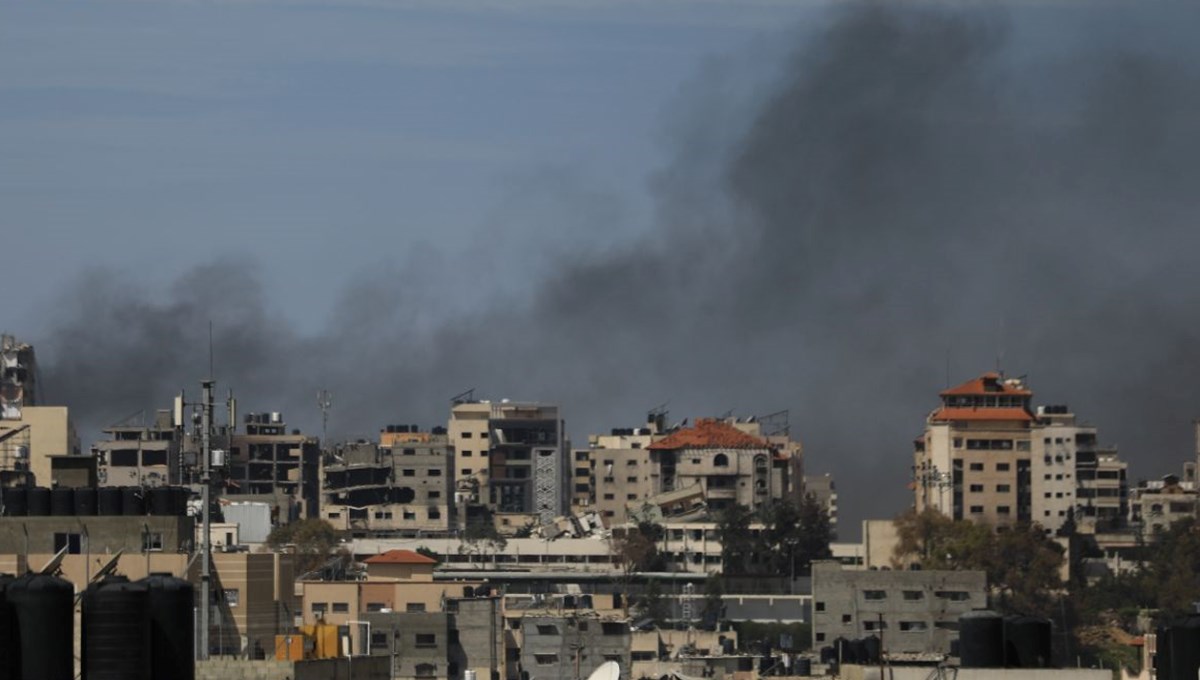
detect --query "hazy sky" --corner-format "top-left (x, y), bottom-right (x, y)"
top-left (8, 1), bottom-right (1200, 538)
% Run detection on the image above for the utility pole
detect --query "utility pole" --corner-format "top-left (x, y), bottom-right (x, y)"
top-left (200, 379), bottom-right (214, 660)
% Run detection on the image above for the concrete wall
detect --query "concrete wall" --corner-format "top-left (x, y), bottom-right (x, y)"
top-left (196, 657), bottom-right (391, 680)
top-left (0, 515), bottom-right (193, 554)
top-left (811, 561), bottom-right (986, 654)
top-left (840, 666), bottom-right (1109, 680)
top-left (519, 614), bottom-right (631, 680)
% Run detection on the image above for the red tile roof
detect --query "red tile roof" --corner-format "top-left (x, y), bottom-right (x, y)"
top-left (363, 549), bottom-right (437, 565)
top-left (647, 418), bottom-right (770, 450)
top-left (929, 407), bottom-right (1035, 422)
top-left (940, 372), bottom-right (1031, 397)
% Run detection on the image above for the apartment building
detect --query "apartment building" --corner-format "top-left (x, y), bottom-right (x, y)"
top-left (914, 372), bottom-right (1035, 525)
top-left (321, 433), bottom-right (453, 537)
top-left (805, 473), bottom-right (839, 539)
top-left (586, 425), bottom-right (660, 523)
top-left (1130, 474), bottom-right (1196, 535)
top-left (517, 612), bottom-right (632, 680)
top-left (363, 596), bottom-right (505, 680)
top-left (449, 400), bottom-right (568, 525)
top-left (93, 409), bottom-right (181, 487)
top-left (0, 334), bottom-right (37, 419)
top-left (227, 412), bottom-right (321, 519)
top-left (0, 405), bottom-right (80, 488)
top-left (810, 561), bottom-right (986, 653)
top-left (646, 418), bottom-right (782, 515)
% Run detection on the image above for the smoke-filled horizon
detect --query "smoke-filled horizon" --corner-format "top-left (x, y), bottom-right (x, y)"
top-left (29, 5), bottom-right (1200, 536)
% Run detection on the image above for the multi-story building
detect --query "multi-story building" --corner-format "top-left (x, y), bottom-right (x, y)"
top-left (1130, 474), bottom-right (1196, 535)
top-left (585, 424), bottom-right (660, 524)
top-left (915, 373), bottom-right (1128, 533)
top-left (93, 409), bottom-right (181, 488)
top-left (226, 412), bottom-right (320, 520)
top-left (517, 612), bottom-right (632, 680)
top-left (646, 418), bottom-right (783, 515)
top-left (448, 400), bottom-right (568, 525)
top-left (810, 560), bottom-right (986, 653)
top-left (0, 405), bottom-right (81, 488)
top-left (363, 596), bottom-right (505, 680)
top-left (0, 335), bottom-right (37, 419)
top-left (321, 430), bottom-right (453, 537)
top-left (804, 473), bottom-right (838, 539)
top-left (914, 372), bottom-right (1035, 526)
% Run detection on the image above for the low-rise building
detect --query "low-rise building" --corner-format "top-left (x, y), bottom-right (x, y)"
top-left (517, 612), bottom-right (631, 680)
top-left (810, 561), bottom-right (986, 654)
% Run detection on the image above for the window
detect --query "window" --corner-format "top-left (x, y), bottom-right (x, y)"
top-left (536, 624), bottom-right (559, 635)
top-left (53, 532), bottom-right (83, 555)
top-left (997, 484), bottom-right (1011, 493)
top-left (403, 469), bottom-right (415, 477)
top-left (603, 494), bottom-right (615, 500)
top-left (842, 614), bottom-right (852, 623)
top-left (403, 511), bottom-right (416, 520)
top-left (996, 463), bottom-right (1010, 471)
top-left (969, 506), bottom-right (984, 514)
top-left (969, 484), bottom-right (983, 493)
top-left (428, 469), bottom-right (442, 477)
top-left (815, 602), bottom-right (825, 612)
top-left (969, 463), bottom-right (984, 471)
top-left (403, 448), bottom-right (416, 456)
top-left (332, 602), bottom-right (349, 613)
top-left (935, 591), bottom-right (970, 601)
top-left (366, 602), bottom-right (386, 612)
top-left (534, 654), bottom-right (559, 665)
top-left (863, 590), bottom-right (887, 601)
top-left (864, 620), bottom-right (887, 631)
top-left (407, 603), bottom-right (426, 613)
top-left (328, 512), bottom-right (341, 519)
top-left (900, 621), bottom-right (928, 632)
top-left (462, 432), bottom-right (473, 438)
top-left (142, 532), bottom-right (163, 552)
top-left (222, 588), bottom-right (239, 607)
top-left (626, 476), bottom-right (638, 483)
top-left (429, 490), bottom-right (441, 499)
top-left (415, 633), bottom-right (437, 648)
top-left (312, 603), bottom-right (327, 615)
top-left (714, 454), bottom-right (729, 467)
top-left (627, 494), bottom-right (637, 500)
top-left (462, 469), bottom-right (472, 475)
top-left (462, 451), bottom-right (472, 457)
top-left (428, 509), bottom-right (441, 520)
top-left (142, 450), bottom-right (167, 466)
top-left (902, 590), bottom-right (924, 601)
top-left (415, 664), bottom-right (436, 678)
top-left (953, 438), bottom-right (963, 448)
top-left (997, 506), bottom-right (1011, 515)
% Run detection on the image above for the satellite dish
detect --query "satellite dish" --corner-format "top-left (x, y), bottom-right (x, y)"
top-left (585, 661), bottom-right (620, 680)
top-left (38, 545), bottom-right (69, 576)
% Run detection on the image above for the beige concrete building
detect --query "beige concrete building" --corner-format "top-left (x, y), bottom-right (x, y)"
top-left (321, 436), bottom-right (453, 537)
top-left (1131, 474), bottom-right (1196, 535)
top-left (646, 418), bottom-right (783, 515)
top-left (448, 400), bottom-right (567, 525)
top-left (0, 405), bottom-right (81, 487)
top-left (914, 372), bottom-right (1036, 525)
top-left (586, 425), bottom-right (660, 523)
top-left (805, 473), bottom-right (838, 538)
top-left (228, 413), bottom-right (321, 520)
top-left (94, 409), bottom-right (181, 487)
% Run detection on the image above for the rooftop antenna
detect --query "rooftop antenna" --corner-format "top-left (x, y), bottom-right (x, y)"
top-left (208, 320), bottom-right (214, 380)
top-left (451, 388), bottom-right (476, 405)
top-left (318, 389), bottom-right (333, 446)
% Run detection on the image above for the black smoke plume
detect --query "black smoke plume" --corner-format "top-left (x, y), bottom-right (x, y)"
top-left (36, 5), bottom-right (1200, 532)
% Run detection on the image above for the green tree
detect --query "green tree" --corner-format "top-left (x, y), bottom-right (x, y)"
top-left (636, 578), bottom-right (670, 628)
top-left (461, 505), bottom-right (508, 566)
top-left (265, 518), bottom-right (341, 575)
top-left (700, 573), bottom-right (725, 630)
top-left (716, 504), bottom-right (756, 576)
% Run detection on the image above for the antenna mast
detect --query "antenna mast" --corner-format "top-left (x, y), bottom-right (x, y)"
top-left (317, 390), bottom-right (333, 448)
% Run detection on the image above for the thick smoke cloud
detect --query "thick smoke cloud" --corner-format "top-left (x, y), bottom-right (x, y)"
top-left (36, 5), bottom-right (1200, 533)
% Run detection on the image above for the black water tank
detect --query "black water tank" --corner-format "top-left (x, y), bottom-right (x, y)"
top-left (862, 635), bottom-right (881, 664)
top-left (794, 657), bottom-right (812, 676)
top-left (83, 576), bottom-right (150, 680)
top-left (1004, 616), bottom-right (1052, 668)
top-left (98, 487), bottom-right (123, 515)
top-left (1167, 615), bottom-right (1200, 680)
top-left (172, 487), bottom-right (191, 516)
top-left (2, 487), bottom-right (27, 517)
top-left (147, 487), bottom-right (174, 516)
top-left (848, 639), bottom-right (867, 664)
top-left (122, 487), bottom-right (145, 515)
top-left (960, 610), bottom-right (1005, 668)
top-left (50, 487), bottom-right (75, 516)
top-left (1156, 624), bottom-right (1173, 680)
top-left (142, 575), bottom-right (195, 680)
top-left (0, 574), bottom-right (18, 680)
top-left (26, 487), bottom-right (51, 516)
top-left (9, 573), bottom-right (74, 680)
top-left (74, 487), bottom-right (98, 516)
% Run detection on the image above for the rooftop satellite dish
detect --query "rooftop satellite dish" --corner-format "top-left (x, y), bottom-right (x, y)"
top-left (38, 545), bottom-right (68, 576)
top-left (585, 661), bottom-right (620, 680)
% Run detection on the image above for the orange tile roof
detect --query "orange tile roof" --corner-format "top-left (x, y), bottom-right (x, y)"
top-left (363, 549), bottom-right (437, 565)
top-left (648, 418), bottom-right (770, 450)
top-left (940, 372), bottom-right (1031, 397)
top-left (930, 407), bottom-right (1035, 422)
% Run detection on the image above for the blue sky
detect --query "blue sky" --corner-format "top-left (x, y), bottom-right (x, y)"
top-left (2, 0), bottom-right (813, 332)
